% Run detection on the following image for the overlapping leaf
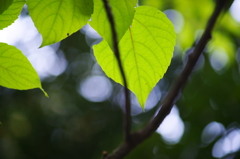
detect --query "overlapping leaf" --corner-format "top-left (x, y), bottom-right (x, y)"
top-left (93, 6), bottom-right (176, 109)
top-left (0, 43), bottom-right (48, 96)
top-left (0, 0), bottom-right (13, 14)
top-left (90, 0), bottom-right (137, 49)
top-left (27, 0), bottom-right (93, 47)
top-left (0, 0), bottom-right (25, 30)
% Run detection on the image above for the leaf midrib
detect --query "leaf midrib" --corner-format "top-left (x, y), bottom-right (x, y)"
top-left (44, 0), bottom-right (64, 43)
top-left (128, 27), bottom-right (143, 105)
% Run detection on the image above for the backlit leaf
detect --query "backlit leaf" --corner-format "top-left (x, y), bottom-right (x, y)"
top-left (89, 0), bottom-right (137, 49)
top-left (0, 43), bottom-right (48, 97)
top-left (93, 6), bottom-right (176, 109)
top-left (27, 0), bottom-right (93, 47)
top-left (0, 0), bottom-right (13, 14)
top-left (0, 0), bottom-right (25, 30)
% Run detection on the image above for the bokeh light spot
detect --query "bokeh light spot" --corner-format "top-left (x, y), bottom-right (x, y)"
top-left (79, 76), bottom-right (112, 102)
top-left (164, 9), bottom-right (184, 33)
top-left (212, 128), bottom-right (240, 158)
top-left (201, 121), bottom-right (225, 144)
top-left (156, 106), bottom-right (184, 145)
top-left (210, 48), bottom-right (229, 73)
top-left (230, 0), bottom-right (240, 23)
top-left (0, 15), bottom-right (67, 80)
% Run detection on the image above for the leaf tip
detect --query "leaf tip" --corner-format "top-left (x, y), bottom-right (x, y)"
top-left (40, 88), bottom-right (49, 98)
top-left (40, 39), bottom-right (54, 48)
top-left (138, 98), bottom-right (147, 111)
top-left (39, 44), bottom-right (44, 49)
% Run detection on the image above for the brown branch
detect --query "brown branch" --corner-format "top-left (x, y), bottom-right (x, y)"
top-left (137, 0), bottom-right (226, 139)
top-left (101, 0), bottom-right (131, 142)
top-left (104, 0), bottom-right (228, 159)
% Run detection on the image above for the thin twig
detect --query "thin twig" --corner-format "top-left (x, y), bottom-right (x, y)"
top-left (104, 0), bottom-right (227, 159)
top-left (101, 0), bottom-right (131, 142)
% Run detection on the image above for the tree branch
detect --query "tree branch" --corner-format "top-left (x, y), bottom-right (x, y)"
top-left (104, 1), bottom-right (227, 159)
top-left (137, 0), bottom-right (227, 139)
top-left (101, 0), bottom-right (131, 142)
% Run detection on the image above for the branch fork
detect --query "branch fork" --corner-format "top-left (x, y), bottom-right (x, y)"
top-left (101, 0), bottom-right (228, 158)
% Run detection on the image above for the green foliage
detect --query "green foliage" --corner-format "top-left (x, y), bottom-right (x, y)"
top-left (0, 0), bottom-right (13, 14)
top-left (0, 0), bottom-right (176, 106)
top-left (26, 0), bottom-right (93, 47)
top-left (94, 6), bottom-right (176, 108)
top-left (90, 0), bottom-right (137, 49)
top-left (0, 0), bottom-right (25, 30)
top-left (0, 0), bottom-right (240, 158)
top-left (0, 43), bottom-right (48, 96)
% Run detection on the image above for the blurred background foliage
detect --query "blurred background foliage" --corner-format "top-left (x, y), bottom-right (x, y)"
top-left (0, 0), bottom-right (240, 158)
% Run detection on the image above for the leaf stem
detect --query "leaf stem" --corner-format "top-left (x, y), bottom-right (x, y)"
top-left (101, 0), bottom-right (132, 142)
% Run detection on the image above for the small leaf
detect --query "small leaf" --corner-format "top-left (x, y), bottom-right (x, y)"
top-left (27, 0), bottom-right (93, 47)
top-left (0, 0), bottom-right (25, 30)
top-left (0, 43), bottom-right (48, 96)
top-left (0, 0), bottom-right (13, 14)
top-left (93, 6), bottom-right (176, 109)
top-left (89, 0), bottom-right (137, 49)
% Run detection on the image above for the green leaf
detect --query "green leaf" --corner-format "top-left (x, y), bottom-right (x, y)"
top-left (26, 0), bottom-right (93, 47)
top-left (0, 0), bottom-right (13, 14)
top-left (0, 43), bottom-right (48, 97)
top-left (89, 0), bottom-right (137, 49)
top-left (0, 0), bottom-right (25, 30)
top-left (93, 6), bottom-right (176, 109)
